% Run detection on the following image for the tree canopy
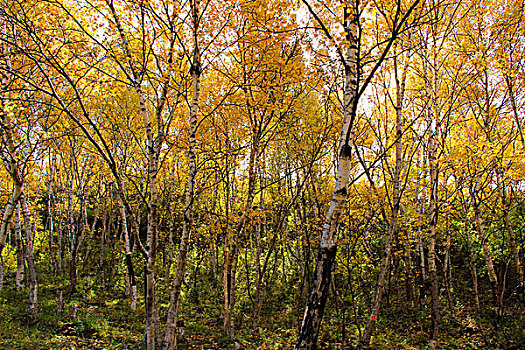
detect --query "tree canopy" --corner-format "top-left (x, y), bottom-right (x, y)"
top-left (0, 0), bottom-right (524, 349)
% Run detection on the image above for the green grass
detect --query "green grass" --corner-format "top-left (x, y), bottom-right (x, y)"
top-left (1, 275), bottom-right (524, 349)
top-left (0, 279), bottom-right (143, 350)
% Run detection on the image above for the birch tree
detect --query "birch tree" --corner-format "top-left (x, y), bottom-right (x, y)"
top-left (296, 0), bottom-right (423, 347)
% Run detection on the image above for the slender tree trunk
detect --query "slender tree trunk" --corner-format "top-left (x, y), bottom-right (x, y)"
top-left (99, 200), bottom-right (108, 290)
top-left (66, 164), bottom-right (77, 293)
top-left (82, 192), bottom-right (101, 280)
top-left (115, 178), bottom-right (154, 347)
top-left (0, 184), bottom-right (22, 255)
top-left (20, 191), bottom-right (38, 315)
top-left (253, 183), bottom-right (264, 330)
top-left (222, 159), bottom-right (232, 331)
top-left (296, 4), bottom-right (358, 348)
top-left (0, 46), bottom-right (29, 295)
top-left (470, 174), bottom-right (502, 318)
top-left (73, 188), bottom-right (87, 293)
top-left (47, 160), bottom-right (57, 275)
top-left (166, 206), bottom-right (175, 281)
top-left (466, 219), bottom-right (481, 313)
top-left (427, 118), bottom-right (440, 350)
top-left (360, 48), bottom-right (406, 350)
top-left (228, 248), bottom-right (239, 337)
top-left (14, 205), bottom-right (24, 289)
top-left (497, 170), bottom-right (524, 290)
top-left (443, 215), bottom-right (455, 319)
top-left (162, 2), bottom-right (200, 347)
top-left (403, 225), bottom-right (414, 308)
top-left (0, 254), bottom-right (4, 290)
top-left (58, 218), bottom-right (64, 275)
top-left (84, 192), bottom-right (104, 277)
top-left (105, 1), bottom-right (169, 345)
top-left (459, 191), bottom-right (488, 344)
top-left (0, 67), bottom-right (23, 259)
top-left (415, 153), bottom-right (426, 319)
top-left (505, 75), bottom-right (525, 148)
top-left (120, 202), bottom-right (137, 310)
top-left (224, 135), bottom-right (259, 339)
top-left (69, 156), bottom-right (88, 295)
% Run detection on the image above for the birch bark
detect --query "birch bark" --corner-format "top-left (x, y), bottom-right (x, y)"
top-left (120, 201), bottom-right (137, 311)
top-left (18, 191), bottom-right (38, 314)
top-left (296, 3), bottom-right (359, 348)
top-left (0, 58), bottom-right (23, 259)
top-left (14, 205), bottom-right (24, 289)
top-left (162, 1), bottom-right (201, 348)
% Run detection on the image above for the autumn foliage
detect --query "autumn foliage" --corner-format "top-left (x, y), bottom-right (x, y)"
top-left (0, 0), bottom-right (524, 349)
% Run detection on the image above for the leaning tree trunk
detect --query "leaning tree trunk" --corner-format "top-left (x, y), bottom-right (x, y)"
top-left (0, 55), bottom-right (26, 293)
top-left (296, 4), bottom-right (359, 348)
top-left (0, 66), bottom-right (24, 260)
top-left (505, 75), bottom-right (525, 148)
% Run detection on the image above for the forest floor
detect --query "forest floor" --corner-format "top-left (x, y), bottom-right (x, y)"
top-left (1, 278), bottom-right (524, 349)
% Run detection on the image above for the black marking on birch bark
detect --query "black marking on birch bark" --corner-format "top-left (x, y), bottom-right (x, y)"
top-left (336, 187), bottom-right (347, 196)
top-left (343, 7), bottom-right (351, 41)
top-left (341, 144), bottom-right (351, 158)
top-left (190, 62), bottom-right (201, 75)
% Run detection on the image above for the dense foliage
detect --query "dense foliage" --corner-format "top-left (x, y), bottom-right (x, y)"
top-left (0, 0), bottom-right (524, 349)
